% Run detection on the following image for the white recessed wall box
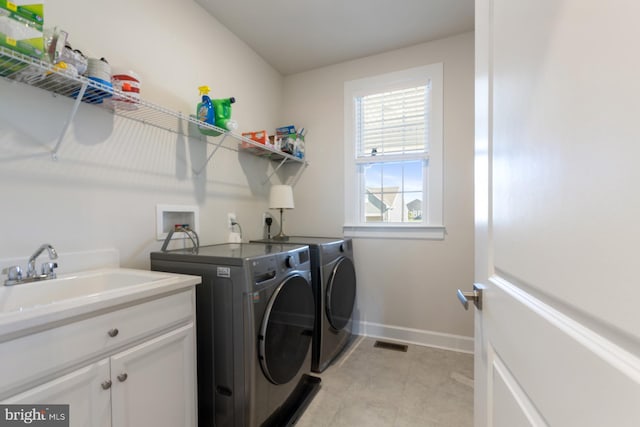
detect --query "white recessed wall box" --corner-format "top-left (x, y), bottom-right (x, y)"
top-left (156, 204), bottom-right (200, 241)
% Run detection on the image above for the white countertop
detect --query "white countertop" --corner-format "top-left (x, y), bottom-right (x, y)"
top-left (0, 267), bottom-right (201, 341)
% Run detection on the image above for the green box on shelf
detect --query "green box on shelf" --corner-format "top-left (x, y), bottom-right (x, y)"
top-left (0, 0), bottom-right (43, 26)
top-left (0, 8), bottom-right (43, 59)
top-left (0, 35), bottom-right (43, 59)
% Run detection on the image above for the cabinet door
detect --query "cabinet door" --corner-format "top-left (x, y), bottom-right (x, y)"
top-left (110, 323), bottom-right (196, 427)
top-left (2, 359), bottom-right (111, 427)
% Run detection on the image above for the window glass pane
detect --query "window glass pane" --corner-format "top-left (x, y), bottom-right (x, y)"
top-left (381, 162), bottom-right (402, 189)
top-left (383, 189), bottom-right (403, 223)
top-left (363, 163), bottom-right (382, 189)
top-left (404, 191), bottom-right (423, 222)
top-left (364, 192), bottom-right (386, 222)
top-left (362, 160), bottom-right (424, 224)
top-left (403, 161), bottom-right (423, 192)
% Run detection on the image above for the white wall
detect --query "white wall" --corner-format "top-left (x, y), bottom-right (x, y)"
top-left (0, 0), bottom-right (286, 268)
top-left (0, 3), bottom-right (475, 345)
top-left (281, 32), bottom-right (475, 346)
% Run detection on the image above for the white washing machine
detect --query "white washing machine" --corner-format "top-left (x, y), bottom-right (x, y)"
top-left (150, 243), bottom-right (320, 426)
top-left (252, 237), bottom-right (357, 373)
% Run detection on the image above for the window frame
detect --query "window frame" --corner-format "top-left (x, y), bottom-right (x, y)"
top-left (343, 63), bottom-right (444, 239)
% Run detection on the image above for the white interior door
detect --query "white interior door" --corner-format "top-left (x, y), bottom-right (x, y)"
top-left (473, 0), bottom-right (640, 426)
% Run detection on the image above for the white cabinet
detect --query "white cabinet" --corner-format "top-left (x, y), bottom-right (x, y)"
top-left (0, 289), bottom-right (197, 427)
top-left (111, 324), bottom-right (196, 427)
top-left (4, 359), bottom-right (111, 427)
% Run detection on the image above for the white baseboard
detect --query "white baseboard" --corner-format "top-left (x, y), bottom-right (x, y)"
top-left (352, 320), bottom-right (474, 354)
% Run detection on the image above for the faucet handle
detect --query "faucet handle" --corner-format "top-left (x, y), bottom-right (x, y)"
top-left (41, 262), bottom-right (58, 279)
top-left (3, 266), bottom-right (23, 285)
top-left (26, 262), bottom-right (37, 277)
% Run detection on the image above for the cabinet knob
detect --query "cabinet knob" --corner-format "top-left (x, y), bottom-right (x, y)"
top-left (107, 328), bottom-right (119, 337)
top-left (117, 373), bottom-right (128, 382)
top-left (101, 380), bottom-right (112, 390)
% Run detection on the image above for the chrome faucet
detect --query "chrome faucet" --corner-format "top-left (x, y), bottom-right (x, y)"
top-left (26, 243), bottom-right (58, 278)
top-left (2, 243), bottom-right (59, 286)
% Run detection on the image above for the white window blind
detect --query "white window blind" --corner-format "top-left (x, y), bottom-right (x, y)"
top-left (355, 84), bottom-right (430, 162)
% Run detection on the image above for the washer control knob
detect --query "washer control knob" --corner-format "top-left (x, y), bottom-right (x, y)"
top-left (285, 255), bottom-right (296, 269)
top-left (339, 243), bottom-right (345, 252)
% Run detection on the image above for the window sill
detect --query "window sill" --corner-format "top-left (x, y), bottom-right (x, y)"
top-left (342, 224), bottom-right (445, 240)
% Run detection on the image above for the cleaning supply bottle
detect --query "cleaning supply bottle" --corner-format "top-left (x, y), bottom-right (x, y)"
top-left (212, 97), bottom-right (237, 132)
top-left (197, 86), bottom-right (218, 136)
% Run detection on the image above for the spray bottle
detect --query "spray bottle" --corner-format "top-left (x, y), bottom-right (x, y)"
top-left (197, 86), bottom-right (218, 136)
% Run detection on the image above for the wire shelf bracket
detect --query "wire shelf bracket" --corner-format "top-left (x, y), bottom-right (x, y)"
top-left (51, 82), bottom-right (87, 160)
top-left (193, 133), bottom-right (228, 176)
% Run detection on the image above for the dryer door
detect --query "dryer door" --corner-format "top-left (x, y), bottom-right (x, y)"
top-left (325, 257), bottom-right (357, 331)
top-left (259, 274), bottom-right (315, 385)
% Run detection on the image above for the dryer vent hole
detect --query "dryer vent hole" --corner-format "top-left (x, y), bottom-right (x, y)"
top-left (373, 340), bottom-right (408, 352)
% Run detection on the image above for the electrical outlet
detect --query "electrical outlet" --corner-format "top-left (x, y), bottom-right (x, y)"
top-left (227, 212), bottom-right (237, 229)
top-left (262, 212), bottom-right (272, 224)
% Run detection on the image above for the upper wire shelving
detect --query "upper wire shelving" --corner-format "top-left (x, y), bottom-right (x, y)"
top-left (0, 46), bottom-right (306, 174)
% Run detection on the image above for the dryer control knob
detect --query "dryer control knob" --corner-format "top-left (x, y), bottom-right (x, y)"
top-left (285, 255), bottom-right (297, 268)
top-left (339, 243), bottom-right (345, 252)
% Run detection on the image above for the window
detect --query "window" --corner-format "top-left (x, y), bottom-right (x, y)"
top-left (344, 63), bottom-right (444, 239)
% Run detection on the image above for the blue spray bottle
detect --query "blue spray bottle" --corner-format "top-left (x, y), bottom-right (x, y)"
top-left (197, 86), bottom-right (218, 136)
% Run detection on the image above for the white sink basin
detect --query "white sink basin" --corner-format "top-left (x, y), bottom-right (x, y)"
top-left (1, 269), bottom-right (168, 313)
top-left (0, 268), bottom-right (200, 337)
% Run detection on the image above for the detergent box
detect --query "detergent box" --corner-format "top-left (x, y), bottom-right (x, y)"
top-left (0, 2), bottom-right (44, 59)
top-left (0, 0), bottom-right (43, 25)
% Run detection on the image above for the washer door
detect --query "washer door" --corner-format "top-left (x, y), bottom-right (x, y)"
top-left (326, 256), bottom-right (357, 331)
top-left (259, 274), bottom-right (315, 385)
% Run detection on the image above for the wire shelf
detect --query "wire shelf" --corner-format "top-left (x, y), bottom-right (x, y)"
top-left (0, 46), bottom-right (305, 165)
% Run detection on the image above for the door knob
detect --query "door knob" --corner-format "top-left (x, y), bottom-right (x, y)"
top-left (457, 283), bottom-right (484, 310)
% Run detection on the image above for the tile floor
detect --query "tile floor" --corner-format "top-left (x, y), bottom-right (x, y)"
top-left (296, 336), bottom-right (474, 427)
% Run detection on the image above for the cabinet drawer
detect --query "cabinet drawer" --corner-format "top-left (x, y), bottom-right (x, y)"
top-left (0, 289), bottom-right (194, 399)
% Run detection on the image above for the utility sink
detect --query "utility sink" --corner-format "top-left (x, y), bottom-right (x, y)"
top-left (1, 269), bottom-right (168, 313)
top-left (0, 268), bottom-right (200, 338)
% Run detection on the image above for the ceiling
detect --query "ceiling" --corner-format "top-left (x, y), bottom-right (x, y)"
top-left (195, 0), bottom-right (475, 75)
